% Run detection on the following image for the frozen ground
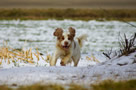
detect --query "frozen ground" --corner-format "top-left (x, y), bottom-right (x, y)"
top-left (0, 52), bottom-right (136, 86)
top-left (0, 20), bottom-right (135, 53)
top-left (0, 20), bottom-right (136, 86)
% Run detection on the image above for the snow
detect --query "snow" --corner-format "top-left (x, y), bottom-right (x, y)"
top-left (0, 52), bottom-right (135, 86)
top-left (0, 20), bottom-right (135, 53)
top-left (0, 20), bottom-right (136, 86)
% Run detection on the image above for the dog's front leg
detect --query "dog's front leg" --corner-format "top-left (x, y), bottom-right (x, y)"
top-left (60, 54), bottom-right (72, 66)
top-left (50, 51), bottom-right (59, 66)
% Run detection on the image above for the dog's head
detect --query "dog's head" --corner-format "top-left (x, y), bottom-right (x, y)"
top-left (54, 27), bottom-right (75, 50)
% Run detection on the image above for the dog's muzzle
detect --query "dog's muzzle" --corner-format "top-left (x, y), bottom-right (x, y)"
top-left (62, 45), bottom-right (69, 49)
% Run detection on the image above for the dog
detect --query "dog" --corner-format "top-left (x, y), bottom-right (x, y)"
top-left (50, 27), bottom-right (87, 67)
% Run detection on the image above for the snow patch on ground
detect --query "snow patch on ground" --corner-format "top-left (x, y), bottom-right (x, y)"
top-left (0, 52), bottom-right (135, 86)
top-left (0, 20), bottom-right (135, 86)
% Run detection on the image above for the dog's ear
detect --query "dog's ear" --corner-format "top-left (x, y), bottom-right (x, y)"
top-left (69, 27), bottom-right (75, 39)
top-left (53, 28), bottom-right (63, 39)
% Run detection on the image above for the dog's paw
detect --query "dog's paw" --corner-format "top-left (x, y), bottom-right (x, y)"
top-left (60, 61), bottom-right (66, 66)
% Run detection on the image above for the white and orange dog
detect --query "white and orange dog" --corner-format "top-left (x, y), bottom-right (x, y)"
top-left (50, 27), bottom-right (87, 66)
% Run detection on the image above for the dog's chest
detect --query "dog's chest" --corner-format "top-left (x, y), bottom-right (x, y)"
top-left (59, 50), bottom-right (70, 58)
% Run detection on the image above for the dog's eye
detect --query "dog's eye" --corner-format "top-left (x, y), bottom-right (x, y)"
top-left (62, 37), bottom-right (64, 40)
top-left (68, 37), bottom-right (71, 40)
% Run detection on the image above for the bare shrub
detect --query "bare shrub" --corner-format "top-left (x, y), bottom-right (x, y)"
top-left (118, 33), bottom-right (136, 57)
top-left (103, 33), bottom-right (136, 59)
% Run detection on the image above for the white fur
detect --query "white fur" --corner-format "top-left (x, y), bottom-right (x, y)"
top-left (61, 32), bottom-right (71, 47)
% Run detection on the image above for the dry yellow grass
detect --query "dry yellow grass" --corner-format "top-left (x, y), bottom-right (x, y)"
top-left (86, 55), bottom-right (100, 63)
top-left (0, 42), bottom-right (51, 66)
top-left (0, 47), bottom-right (34, 65)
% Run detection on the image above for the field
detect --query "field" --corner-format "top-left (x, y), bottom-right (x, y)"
top-left (0, 9), bottom-right (136, 21)
top-left (0, 19), bottom-right (136, 89)
top-left (0, 20), bottom-right (135, 53)
top-left (0, 7), bottom-right (136, 89)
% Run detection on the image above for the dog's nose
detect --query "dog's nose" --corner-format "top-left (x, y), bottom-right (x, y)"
top-left (64, 41), bottom-right (68, 46)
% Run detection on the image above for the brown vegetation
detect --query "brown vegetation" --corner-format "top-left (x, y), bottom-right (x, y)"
top-left (118, 33), bottom-right (136, 57)
top-left (92, 79), bottom-right (136, 90)
top-left (0, 8), bottom-right (136, 21)
top-left (103, 33), bottom-right (136, 59)
top-left (0, 79), bottom-right (136, 90)
top-left (0, 42), bottom-right (48, 66)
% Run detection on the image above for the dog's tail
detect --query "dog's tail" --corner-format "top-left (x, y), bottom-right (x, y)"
top-left (77, 34), bottom-right (88, 48)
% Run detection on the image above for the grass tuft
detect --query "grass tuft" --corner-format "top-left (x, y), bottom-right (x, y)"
top-left (18, 84), bottom-right (64, 90)
top-left (118, 33), bottom-right (136, 57)
top-left (0, 42), bottom-right (50, 67)
top-left (91, 79), bottom-right (136, 90)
